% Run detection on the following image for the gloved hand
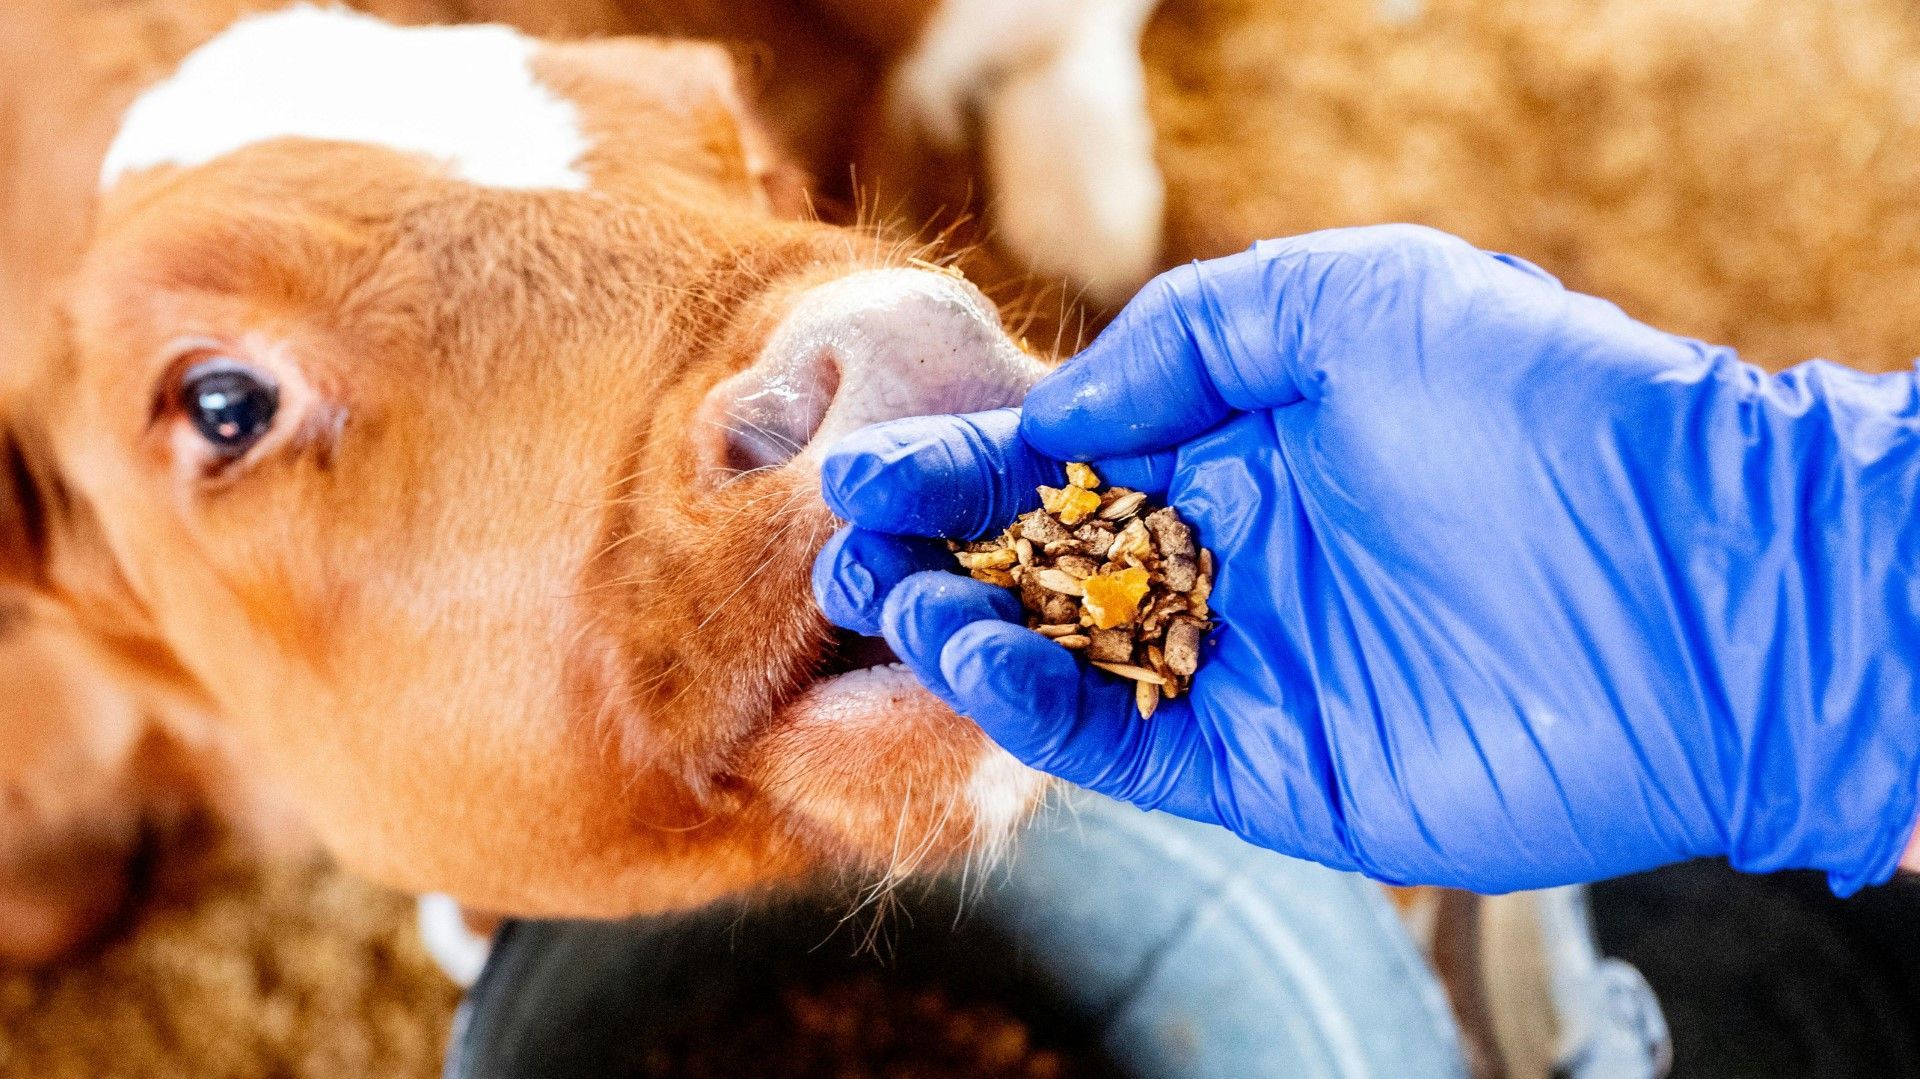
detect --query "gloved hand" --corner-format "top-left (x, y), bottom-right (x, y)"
top-left (812, 224), bottom-right (1920, 894)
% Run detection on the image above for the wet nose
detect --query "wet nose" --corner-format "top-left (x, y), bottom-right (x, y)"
top-left (697, 269), bottom-right (1046, 479)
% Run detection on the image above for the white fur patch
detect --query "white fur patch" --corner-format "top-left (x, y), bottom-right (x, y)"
top-left (893, 0), bottom-right (1165, 304)
top-left (967, 748), bottom-right (1044, 844)
top-left (100, 5), bottom-right (590, 191)
top-left (416, 893), bottom-right (492, 988)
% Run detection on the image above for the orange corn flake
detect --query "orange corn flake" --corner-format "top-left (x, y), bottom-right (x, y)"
top-left (1082, 567), bottom-right (1150, 629)
top-left (1039, 484), bottom-right (1102, 526)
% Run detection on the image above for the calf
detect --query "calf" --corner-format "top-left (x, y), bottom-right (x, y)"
top-left (0, 0), bottom-right (1165, 960)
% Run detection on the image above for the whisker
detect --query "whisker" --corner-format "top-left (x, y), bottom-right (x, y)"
top-left (638, 507), bottom-right (831, 717)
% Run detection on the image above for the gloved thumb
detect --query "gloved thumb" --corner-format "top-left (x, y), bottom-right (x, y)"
top-left (938, 621), bottom-right (1222, 818)
top-left (877, 570), bottom-right (1218, 813)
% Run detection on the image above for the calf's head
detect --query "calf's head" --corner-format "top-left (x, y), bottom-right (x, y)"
top-left (3, 8), bottom-right (1046, 916)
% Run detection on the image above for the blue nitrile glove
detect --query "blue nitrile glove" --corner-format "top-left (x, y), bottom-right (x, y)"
top-left (811, 224), bottom-right (1920, 895)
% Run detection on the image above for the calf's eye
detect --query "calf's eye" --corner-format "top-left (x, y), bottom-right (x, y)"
top-left (180, 359), bottom-right (278, 457)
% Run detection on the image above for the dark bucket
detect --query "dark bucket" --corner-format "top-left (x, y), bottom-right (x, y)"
top-left (446, 795), bottom-right (1467, 1078)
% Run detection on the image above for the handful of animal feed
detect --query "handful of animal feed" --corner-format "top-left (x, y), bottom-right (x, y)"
top-left (951, 463), bottom-right (1212, 718)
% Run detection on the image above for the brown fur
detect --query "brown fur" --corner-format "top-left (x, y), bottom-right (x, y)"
top-left (22, 0), bottom-right (1920, 974)
top-left (9, 0), bottom-right (1920, 1067)
top-left (0, 0), bottom-right (1048, 961)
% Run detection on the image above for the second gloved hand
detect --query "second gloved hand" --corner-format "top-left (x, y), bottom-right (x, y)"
top-left (813, 225), bottom-right (1920, 895)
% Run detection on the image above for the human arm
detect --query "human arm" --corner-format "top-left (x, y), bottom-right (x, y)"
top-left (814, 225), bottom-right (1920, 894)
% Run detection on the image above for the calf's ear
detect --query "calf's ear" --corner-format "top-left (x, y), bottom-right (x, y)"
top-left (533, 38), bottom-right (813, 217)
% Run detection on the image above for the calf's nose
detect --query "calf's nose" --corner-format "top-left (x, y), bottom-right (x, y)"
top-left (698, 269), bottom-right (1046, 479)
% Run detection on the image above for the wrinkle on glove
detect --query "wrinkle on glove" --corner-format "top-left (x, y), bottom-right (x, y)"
top-left (815, 224), bottom-right (1920, 895)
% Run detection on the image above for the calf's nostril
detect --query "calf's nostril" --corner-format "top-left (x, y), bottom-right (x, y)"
top-left (694, 269), bottom-right (1047, 486)
top-left (700, 347), bottom-right (841, 481)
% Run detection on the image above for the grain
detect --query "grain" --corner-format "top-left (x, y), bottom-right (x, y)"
top-left (634, 969), bottom-right (1091, 1079)
top-left (953, 464), bottom-right (1214, 716)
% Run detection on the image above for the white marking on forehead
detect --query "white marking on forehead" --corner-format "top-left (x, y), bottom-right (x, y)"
top-left (100, 5), bottom-right (590, 191)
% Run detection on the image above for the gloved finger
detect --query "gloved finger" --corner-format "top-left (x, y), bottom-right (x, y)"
top-left (1095, 450), bottom-right (1180, 495)
top-left (879, 571), bottom-right (1022, 707)
top-left (821, 408), bottom-right (1177, 540)
top-left (936, 619), bottom-right (1222, 819)
top-left (812, 526), bottom-right (953, 636)
top-left (1022, 224), bottom-right (1529, 459)
top-left (821, 409), bottom-right (1044, 539)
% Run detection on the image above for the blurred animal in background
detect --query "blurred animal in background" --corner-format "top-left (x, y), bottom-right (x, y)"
top-left (0, 0), bottom-right (1167, 964)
